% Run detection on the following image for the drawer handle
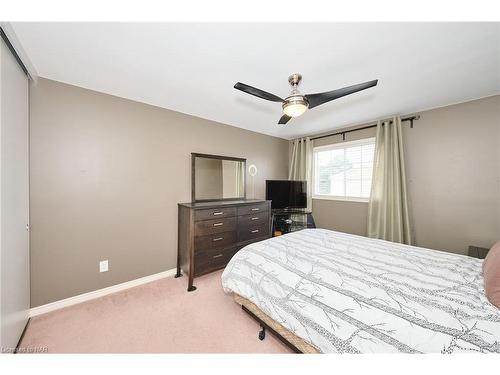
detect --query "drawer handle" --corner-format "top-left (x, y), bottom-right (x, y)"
top-left (251, 229), bottom-right (259, 233)
top-left (213, 223), bottom-right (224, 227)
top-left (251, 217), bottom-right (259, 220)
top-left (213, 254), bottom-right (223, 259)
top-left (251, 208), bottom-right (260, 211)
top-left (213, 212), bottom-right (223, 216)
top-left (212, 237), bottom-right (223, 242)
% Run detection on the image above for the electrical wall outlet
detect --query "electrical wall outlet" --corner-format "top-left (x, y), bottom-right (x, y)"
top-left (99, 260), bottom-right (109, 273)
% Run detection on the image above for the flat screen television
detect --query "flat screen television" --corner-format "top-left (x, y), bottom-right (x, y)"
top-left (266, 180), bottom-right (307, 210)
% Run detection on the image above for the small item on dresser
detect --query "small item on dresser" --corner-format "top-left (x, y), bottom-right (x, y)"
top-left (483, 241), bottom-right (500, 308)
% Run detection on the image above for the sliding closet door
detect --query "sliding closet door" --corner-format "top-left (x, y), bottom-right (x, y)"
top-left (0, 36), bottom-right (30, 351)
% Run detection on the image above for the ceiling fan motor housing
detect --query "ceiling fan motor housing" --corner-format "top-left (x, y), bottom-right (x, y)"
top-left (288, 73), bottom-right (302, 87)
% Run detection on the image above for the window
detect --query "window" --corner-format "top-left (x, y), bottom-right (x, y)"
top-left (313, 138), bottom-right (375, 201)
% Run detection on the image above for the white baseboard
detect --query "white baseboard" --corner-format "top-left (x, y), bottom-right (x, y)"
top-left (29, 268), bottom-right (178, 317)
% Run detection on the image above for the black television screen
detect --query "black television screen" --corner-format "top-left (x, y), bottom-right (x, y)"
top-left (266, 180), bottom-right (307, 210)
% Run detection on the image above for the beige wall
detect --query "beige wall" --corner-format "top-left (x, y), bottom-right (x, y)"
top-left (311, 95), bottom-right (500, 255)
top-left (30, 78), bottom-right (289, 307)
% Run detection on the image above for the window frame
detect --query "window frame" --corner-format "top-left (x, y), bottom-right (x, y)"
top-left (312, 137), bottom-right (376, 203)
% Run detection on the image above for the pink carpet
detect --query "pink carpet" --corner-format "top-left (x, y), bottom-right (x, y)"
top-left (20, 270), bottom-right (291, 353)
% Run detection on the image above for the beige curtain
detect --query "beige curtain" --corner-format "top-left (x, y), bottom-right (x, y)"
top-left (289, 137), bottom-right (313, 211)
top-left (368, 117), bottom-right (413, 245)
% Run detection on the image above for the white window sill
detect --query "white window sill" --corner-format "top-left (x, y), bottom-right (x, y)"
top-left (313, 195), bottom-right (370, 203)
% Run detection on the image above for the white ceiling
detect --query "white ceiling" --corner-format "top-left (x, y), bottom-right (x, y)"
top-left (11, 22), bottom-right (500, 140)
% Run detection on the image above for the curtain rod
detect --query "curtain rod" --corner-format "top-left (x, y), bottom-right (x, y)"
top-left (307, 115), bottom-right (420, 142)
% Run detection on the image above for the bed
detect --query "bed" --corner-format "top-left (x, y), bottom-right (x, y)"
top-left (221, 229), bottom-right (500, 353)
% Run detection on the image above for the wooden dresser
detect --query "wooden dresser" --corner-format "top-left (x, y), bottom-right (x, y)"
top-left (468, 245), bottom-right (490, 259)
top-left (177, 199), bottom-right (271, 291)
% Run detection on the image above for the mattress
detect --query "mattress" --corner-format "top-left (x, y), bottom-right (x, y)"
top-left (221, 228), bottom-right (500, 353)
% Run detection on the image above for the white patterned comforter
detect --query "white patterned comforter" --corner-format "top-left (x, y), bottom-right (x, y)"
top-left (221, 229), bottom-right (500, 353)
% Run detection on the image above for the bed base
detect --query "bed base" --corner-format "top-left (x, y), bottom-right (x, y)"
top-left (234, 294), bottom-right (319, 354)
top-left (241, 305), bottom-right (302, 354)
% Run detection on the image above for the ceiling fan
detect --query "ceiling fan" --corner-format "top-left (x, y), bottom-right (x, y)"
top-left (234, 73), bottom-right (378, 125)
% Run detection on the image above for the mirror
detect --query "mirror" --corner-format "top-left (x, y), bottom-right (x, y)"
top-left (192, 153), bottom-right (246, 202)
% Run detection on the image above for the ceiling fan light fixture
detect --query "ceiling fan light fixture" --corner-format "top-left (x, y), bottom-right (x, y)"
top-left (234, 73), bottom-right (378, 125)
top-left (282, 96), bottom-right (309, 117)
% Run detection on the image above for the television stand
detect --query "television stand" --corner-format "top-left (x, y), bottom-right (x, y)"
top-left (271, 209), bottom-right (316, 237)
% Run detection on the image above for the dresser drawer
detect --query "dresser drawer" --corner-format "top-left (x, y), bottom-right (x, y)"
top-left (238, 223), bottom-right (270, 242)
top-left (237, 203), bottom-right (269, 216)
top-left (194, 207), bottom-right (237, 222)
top-left (194, 231), bottom-right (237, 251)
top-left (194, 217), bottom-right (237, 236)
top-left (194, 246), bottom-right (240, 276)
top-left (238, 213), bottom-right (269, 228)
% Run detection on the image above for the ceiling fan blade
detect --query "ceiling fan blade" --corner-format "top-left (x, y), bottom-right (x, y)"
top-left (234, 82), bottom-right (284, 103)
top-left (305, 79), bottom-right (378, 109)
top-left (278, 114), bottom-right (292, 125)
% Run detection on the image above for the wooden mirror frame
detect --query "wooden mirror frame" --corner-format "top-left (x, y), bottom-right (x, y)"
top-left (191, 153), bottom-right (247, 202)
